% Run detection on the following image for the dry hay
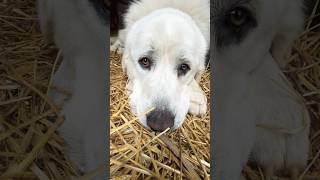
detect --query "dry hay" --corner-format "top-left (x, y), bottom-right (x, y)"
top-left (0, 0), bottom-right (319, 180)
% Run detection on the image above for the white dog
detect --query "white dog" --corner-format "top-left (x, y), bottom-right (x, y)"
top-left (38, 0), bottom-right (108, 179)
top-left (113, 0), bottom-right (311, 179)
top-left (112, 0), bottom-right (210, 132)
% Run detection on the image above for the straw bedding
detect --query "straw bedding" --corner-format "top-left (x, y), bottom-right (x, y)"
top-left (0, 0), bottom-right (319, 179)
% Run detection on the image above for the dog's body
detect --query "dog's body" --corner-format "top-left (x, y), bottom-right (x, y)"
top-left (38, 0), bottom-right (108, 179)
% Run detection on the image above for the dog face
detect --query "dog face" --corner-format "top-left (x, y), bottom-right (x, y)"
top-left (123, 8), bottom-right (208, 131)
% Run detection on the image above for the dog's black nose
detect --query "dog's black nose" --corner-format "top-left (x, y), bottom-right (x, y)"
top-left (146, 109), bottom-right (175, 132)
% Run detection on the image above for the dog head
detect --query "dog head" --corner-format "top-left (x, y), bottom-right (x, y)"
top-left (122, 7), bottom-right (208, 131)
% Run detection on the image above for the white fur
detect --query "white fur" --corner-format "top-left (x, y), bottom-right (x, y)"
top-left (37, 0), bottom-right (107, 179)
top-left (116, 0), bottom-right (210, 130)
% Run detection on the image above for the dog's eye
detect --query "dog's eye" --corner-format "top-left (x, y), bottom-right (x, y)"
top-left (227, 7), bottom-right (249, 29)
top-left (178, 63), bottom-right (190, 76)
top-left (138, 57), bottom-right (152, 70)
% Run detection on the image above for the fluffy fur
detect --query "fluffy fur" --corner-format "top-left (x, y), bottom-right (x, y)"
top-left (113, 0), bottom-right (210, 130)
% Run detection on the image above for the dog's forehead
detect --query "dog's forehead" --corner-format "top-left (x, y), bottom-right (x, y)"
top-left (132, 8), bottom-right (201, 42)
top-left (128, 9), bottom-right (206, 60)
